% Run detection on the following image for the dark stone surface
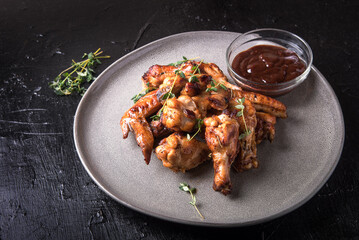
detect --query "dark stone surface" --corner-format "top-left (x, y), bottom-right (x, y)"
top-left (1, 0), bottom-right (358, 239)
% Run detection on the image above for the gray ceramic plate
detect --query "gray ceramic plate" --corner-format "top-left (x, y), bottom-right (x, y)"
top-left (74, 31), bottom-right (344, 227)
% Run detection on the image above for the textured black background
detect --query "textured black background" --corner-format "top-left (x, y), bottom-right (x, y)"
top-left (1, 0), bottom-right (358, 239)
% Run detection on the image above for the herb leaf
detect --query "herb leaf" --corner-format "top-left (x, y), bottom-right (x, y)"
top-left (188, 75), bottom-right (198, 83)
top-left (162, 92), bottom-right (175, 100)
top-left (49, 48), bottom-right (110, 96)
top-left (187, 119), bottom-right (204, 141)
top-left (169, 56), bottom-right (189, 66)
top-left (235, 97), bottom-right (251, 139)
top-left (219, 83), bottom-right (227, 90)
top-left (179, 183), bottom-right (204, 219)
top-left (175, 69), bottom-right (186, 78)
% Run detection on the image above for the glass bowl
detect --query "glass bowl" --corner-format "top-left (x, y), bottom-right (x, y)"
top-left (226, 28), bottom-right (313, 97)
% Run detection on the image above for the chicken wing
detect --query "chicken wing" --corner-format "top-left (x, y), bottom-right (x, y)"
top-left (255, 112), bottom-right (276, 144)
top-left (150, 118), bottom-right (171, 138)
top-left (161, 95), bottom-right (201, 132)
top-left (142, 61), bottom-right (197, 88)
top-left (242, 91), bottom-right (287, 118)
top-left (204, 114), bottom-right (240, 195)
top-left (155, 132), bottom-right (210, 172)
top-left (228, 96), bottom-right (258, 172)
top-left (120, 89), bottom-right (162, 164)
top-left (198, 62), bottom-right (229, 83)
top-left (180, 74), bottom-right (212, 96)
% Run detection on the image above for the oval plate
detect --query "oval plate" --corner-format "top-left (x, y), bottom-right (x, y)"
top-left (74, 31), bottom-right (344, 227)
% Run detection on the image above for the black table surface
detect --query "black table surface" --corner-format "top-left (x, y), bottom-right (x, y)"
top-left (1, 0), bottom-right (358, 239)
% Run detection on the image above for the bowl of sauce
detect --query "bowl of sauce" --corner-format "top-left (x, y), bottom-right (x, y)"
top-left (226, 29), bottom-right (313, 96)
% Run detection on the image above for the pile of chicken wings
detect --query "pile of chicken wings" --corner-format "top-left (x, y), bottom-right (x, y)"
top-left (121, 59), bottom-right (287, 195)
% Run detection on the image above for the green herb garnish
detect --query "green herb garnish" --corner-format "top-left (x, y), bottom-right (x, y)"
top-left (49, 48), bottom-right (110, 96)
top-left (131, 83), bottom-right (157, 103)
top-left (188, 60), bottom-right (203, 83)
top-left (188, 75), bottom-right (198, 83)
top-left (219, 83), bottom-right (227, 90)
top-left (150, 109), bottom-right (162, 121)
top-left (205, 79), bottom-right (227, 92)
top-left (187, 119), bottom-right (204, 141)
top-left (169, 56), bottom-right (188, 66)
top-left (179, 183), bottom-right (204, 219)
top-left (174, 69), bottom-right (186, 79)
top-left (235, 97), bottom-right (252, 139)
top-left (190, 60), bottom-right (202, 75)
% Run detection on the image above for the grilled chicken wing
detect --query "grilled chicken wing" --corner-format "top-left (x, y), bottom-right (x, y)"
top-left (225, 96), bottom-right (258, 172)
top-left (191, 83), bottom-right (231, 118)
top-left (120, 89), bottom-right (162, 164)
top-left (198, 62), bottom-right (228, 83)
top-left (242, 91), bottom-right (287, 118)
top-left (216, 81), bottom-right (287, 119)
top-left (255, 112), bottom-right (276, 144)
top-left (150, 118), bottom-right (171, 138)
top-left (155, 132), bottom-right (210, 172)
top-left (180, 74), bottom-right (212, 96)
top-left (161, 95), bottom-right (201, 132)
top-left (204, 114), bottom-right (240, 195)
top-left (142, 62), bottom-right (196, 88)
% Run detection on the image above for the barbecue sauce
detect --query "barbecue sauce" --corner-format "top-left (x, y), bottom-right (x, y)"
top-left (231, 45), bottom-right (306, 84)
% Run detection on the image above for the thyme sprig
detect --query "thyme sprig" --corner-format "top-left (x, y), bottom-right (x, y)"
top-left (168, 56), bottom-right (200, 67)
top-left (131, 82), bottom-right (157, 103)
top-left (235, 97), bottom-right (252, 139)
top-left (49, 48), bottom-right (110, 96)
top-left (187, 119), bottom-right (204, 141)
top-left (169, 56), bottom-right (189, 66)
top-left (205, 79), bottom-right (227, 92)
top-left (179, 183), bottom-right (204, 219)
top-left (188, 60), bottom-right (203, 83)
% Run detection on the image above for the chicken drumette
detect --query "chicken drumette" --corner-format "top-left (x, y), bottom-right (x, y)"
top-left (155, 132), bottom-right (210, 172)
top-left (204, 114), bottom-right (240, 195)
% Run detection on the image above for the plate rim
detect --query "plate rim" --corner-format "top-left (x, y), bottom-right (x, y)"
top-left (73, 31), bottom-right (345, 227)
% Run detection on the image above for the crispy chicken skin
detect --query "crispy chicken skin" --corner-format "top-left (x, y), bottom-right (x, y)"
top-left (225, 97), bottom-right (258, 172)
top-left (242, 91), bottom-right (287, 119)
top-left (161, 95), bottom-right (201, 132)
top-left (155, 132), bottom-right (210, 172)
top-left (255, 112), bottom-right (276, 144)
top-left (219, 82), bottom-right (286, 119)
top-left (180, 74), bottom-right (212, 96)
top-left (150, 118), bottom-right (171, 138)
top-left (204, 114), bottom-right (240, 195)
top-left (142, 60), bottom-right (230, 90)
top-left (198, 62), bottom-right (228, 83)
top-left (120, 89), bottom-right (162, 164)
top-left (142, 62), bottom-right (196, 88)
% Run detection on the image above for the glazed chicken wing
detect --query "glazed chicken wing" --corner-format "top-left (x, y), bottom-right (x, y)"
top-left (161, 95), bottom-right (201, 132)
top-left (120, 89), bottom-right (162, 164)
top-left (255, 112), bottom-right (276, 144)
top-left (198, 62), bottom-right (229, 83)
top-left (225, 96), bottom-right (258, 172)
top-left (155, 132), bottom-right (210, 172)
top-left (204, 114), bottom-right (240, 195)
top-left (242, 91), bottom-right (287, 119)
top-left (142, 62), bottom-right (196, 88)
